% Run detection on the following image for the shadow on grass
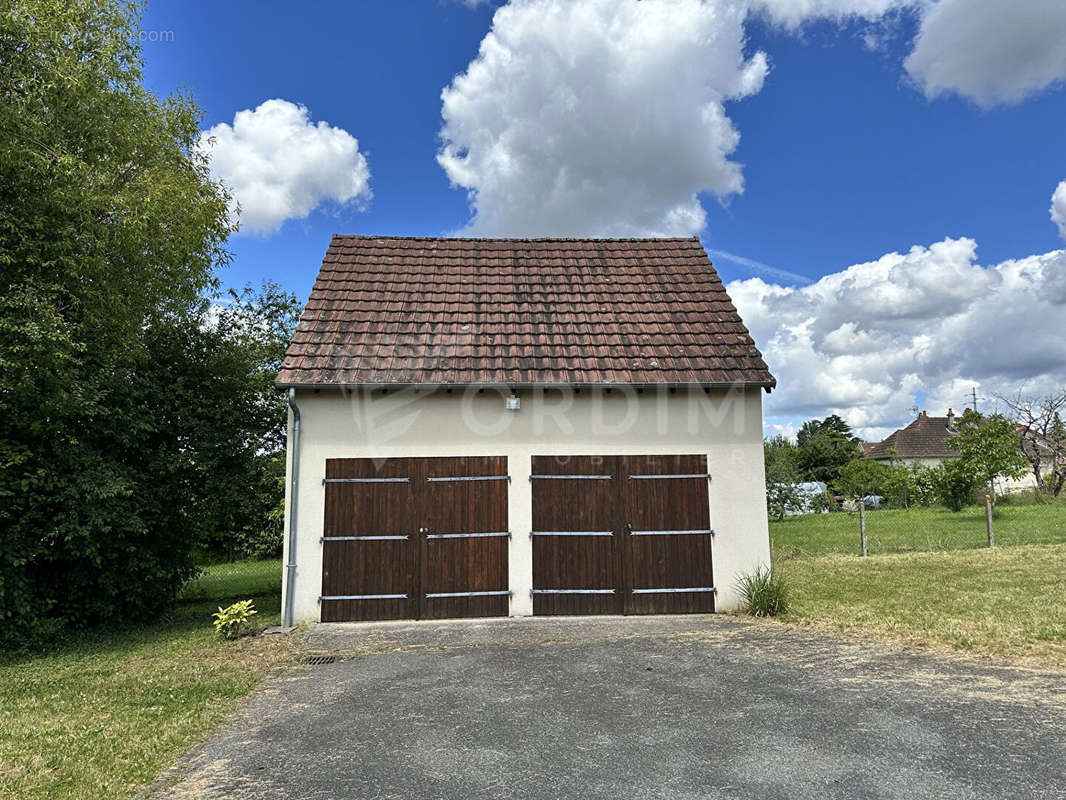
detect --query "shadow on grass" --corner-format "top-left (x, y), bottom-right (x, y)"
top-left (1, 560), bottom-right (282, 667)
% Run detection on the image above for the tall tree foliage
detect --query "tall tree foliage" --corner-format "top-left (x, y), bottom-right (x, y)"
top-left (0, 0), bottom-right (249, 643)
top-left (146, 285), bottom-right (301, 561)
top-left (796, 415), bottom-right (861, 485)
top-left (948, 410), bottom-right (1028, 503)
top-left (796, 414), bottom-right (859, 448)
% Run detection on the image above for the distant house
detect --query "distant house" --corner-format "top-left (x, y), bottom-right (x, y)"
top-left (861, 409), bottom-right (960, 468)
top-left (862, 408), bottom-right (1043, 492)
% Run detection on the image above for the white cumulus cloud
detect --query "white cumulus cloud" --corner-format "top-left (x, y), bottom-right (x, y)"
top-left (729, 238), bottom-right (1066, 439)
top-left (751, 0), bottom-right (906, 30)
top-left (437, 0), bottom-right (769, 237)
top-left (754, 0), bottom-right (1066, 107)
top-left (198, 99), bottom-right (371, 236)
top-left (904, 0), bottom-right (1066, 107)
top-left (439, 0), bottom-right (1066, 239)
top-left (1052, 181), bottom-right (1066, 240)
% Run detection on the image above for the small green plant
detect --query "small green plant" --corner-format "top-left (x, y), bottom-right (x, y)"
top-left (212, 599), bottom-right (258, 640)
top-left (809, 491), bottom-right (832, 514)
top-left (736, 566), bottom-right (790, 617)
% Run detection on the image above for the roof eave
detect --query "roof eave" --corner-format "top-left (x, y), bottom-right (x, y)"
top-left (275, 379), bottom-right (776, 392)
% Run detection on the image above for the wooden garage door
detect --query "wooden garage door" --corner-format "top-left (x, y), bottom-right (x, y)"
top-left (529, 456), bottom-right (623, 615)
top-left (321, 456), bottom-right (509, 622)
top-left (531, 455), bottom-right (713, 615)
top-left (623, 455), bottom-right (715, 614)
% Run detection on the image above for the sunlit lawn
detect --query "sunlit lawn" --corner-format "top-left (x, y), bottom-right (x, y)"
top-left (0, 559), bottom-right (295, 800)
top-left (770, 503), bottom-right (1066, 558)
top-left (769, 502), bottom-right (1066, 665)
top-left (777, 544), bottom-right (1066, 665)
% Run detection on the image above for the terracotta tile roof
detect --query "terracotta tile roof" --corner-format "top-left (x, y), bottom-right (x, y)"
top-left (277, 235), bottom-right (776, 388)
top-left (863, 412), bottom-right (959, 460)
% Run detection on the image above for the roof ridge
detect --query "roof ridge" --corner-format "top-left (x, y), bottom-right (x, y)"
top-left (330, 234), bottom-right (701, 243)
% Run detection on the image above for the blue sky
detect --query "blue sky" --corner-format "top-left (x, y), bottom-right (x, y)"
top-left (139, 0), bottom-right (1066, 438)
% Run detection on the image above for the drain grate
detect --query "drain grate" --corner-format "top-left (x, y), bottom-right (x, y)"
top-left (305, 654), bottom-right (337, 666)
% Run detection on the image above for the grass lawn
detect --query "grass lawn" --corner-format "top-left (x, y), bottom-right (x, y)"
top-left (770, 501), bottom-right (1066, 665)
top-left (777, 544), bottom-right (1066, 666)
top-left (0, 559), bottom-right (297, 800)
top-left (770, 502), bottom-right (1066, 558)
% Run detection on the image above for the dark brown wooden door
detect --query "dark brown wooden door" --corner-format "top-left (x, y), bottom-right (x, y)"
top-left (530, 456), bottom-right (623, 615)
top-left (531, 454), bottom-right (713, 616)
top-left (622, 455), bottom-right (714, 614)
top-left (321, 459), bottom-right (416, 622)
top-left (321, 456), bottom-right (508, 622)
top-left (421, 457), bottom-right (510, 620)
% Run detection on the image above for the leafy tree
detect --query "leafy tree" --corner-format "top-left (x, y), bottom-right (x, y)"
top-left (908, 462), bottom-right (940, 506)
top-left (881, 450), bottom-right (919, 508)
top-left (998, 389), bottom-right (1066, 497)
top-left (808, 491), bottom-right (832, 513)
top-left (0, 0), bottom-right (247, 644)
top-left (797, 427), bottom-right (861, 484)
top-left (764, 435), bottom-right (802, 520)
top-left (948, 410), bottom-right (1028, 503)
top-left (835, 459), bottom-right (892, 501)
top-left (797, 414), bottom-right (859, 448)
top-left (138, 284), bottom-right (300, 561)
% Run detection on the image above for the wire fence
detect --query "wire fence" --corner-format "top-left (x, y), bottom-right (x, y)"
top-left (178, 558), bottom-right (282, 603)
top-left (770, 499), bottom-right (1066, 559)
top-left (176, 501), bottom-right (1066, 603)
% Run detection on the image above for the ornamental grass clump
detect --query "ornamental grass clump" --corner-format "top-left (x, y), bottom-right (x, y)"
top-left (736, 566), bottom-right (790, 617)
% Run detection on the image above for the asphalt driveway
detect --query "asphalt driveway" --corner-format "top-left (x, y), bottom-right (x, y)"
top-left (149, 616), bottom-right (1066, 800)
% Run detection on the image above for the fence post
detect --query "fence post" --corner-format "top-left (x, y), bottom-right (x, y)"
top-left (859, 498), bottom-right (868, 557)
top-left (985, 494), bottom-right (995, 548)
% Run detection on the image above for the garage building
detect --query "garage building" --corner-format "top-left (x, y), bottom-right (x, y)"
top-left (277, 236), bottom-right (775, 626)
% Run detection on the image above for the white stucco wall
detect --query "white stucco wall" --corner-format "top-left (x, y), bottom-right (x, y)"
top-left (282, 385), bottom-right (770, 623)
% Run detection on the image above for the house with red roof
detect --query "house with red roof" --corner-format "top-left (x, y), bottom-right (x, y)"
top-left (862, 408), bottom-right (1046, 493)
top-left (861, 409), bottom-right (960, 468)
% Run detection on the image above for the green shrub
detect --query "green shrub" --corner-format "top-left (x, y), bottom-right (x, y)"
top-left (199, 454), bottom-right (286, 561)
top-left (212, 599), bottom-right (258, 640)
top-left (809, 491), bottom-right (832, 513)
top-left (736, 566), bottom-right (790, 617)
top-left (930, 459), bottom-right (980, 511)
top-left (998, 488), bottom-right (1054, 506)
top-left (909, 463), bottom-right (940, 506)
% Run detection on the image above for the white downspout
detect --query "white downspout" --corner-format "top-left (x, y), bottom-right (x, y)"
top-left (283, 388), bottom-right (301, 629)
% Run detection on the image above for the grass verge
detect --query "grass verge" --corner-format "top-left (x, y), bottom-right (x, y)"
top-left (777, 543), bottom-right (1066, 666)
top-left (0, 559), bottom-right (296, 800)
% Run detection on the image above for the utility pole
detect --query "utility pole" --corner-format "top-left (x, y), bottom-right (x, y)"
top-left (972, 386), bottom-right (979, 413)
